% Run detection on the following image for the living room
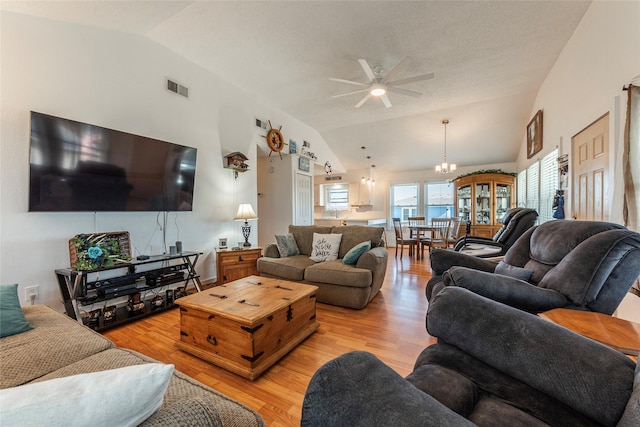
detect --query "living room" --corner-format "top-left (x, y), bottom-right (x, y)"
top-left (1, 1), bottom-right (640, 425)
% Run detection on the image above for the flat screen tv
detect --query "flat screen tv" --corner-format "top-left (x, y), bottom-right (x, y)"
top-left (29, 111), bottom-right (197, 212)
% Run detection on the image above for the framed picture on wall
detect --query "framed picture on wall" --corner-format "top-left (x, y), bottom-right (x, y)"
top-left (527, 110), bottom-right (543, 159)
top-left (289, 139), bottom-right (297, 154)
top-left (298, 156), bottom-right (310, 172)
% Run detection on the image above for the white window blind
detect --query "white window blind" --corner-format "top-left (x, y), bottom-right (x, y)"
top-left (517, 169), bottom-right (527, 208)
top-left (526, 162), bottom-right (539, 212)
top-left (539, 149), bottom-right (559, 222)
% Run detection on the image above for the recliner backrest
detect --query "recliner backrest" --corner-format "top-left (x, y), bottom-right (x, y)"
top-left (492, 208), bottom-right (538, 244)
top-left (501, 220), bottom-right (640, 313)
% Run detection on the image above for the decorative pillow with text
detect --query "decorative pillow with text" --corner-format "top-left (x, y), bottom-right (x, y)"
top-left (310, 233), bottom-right (342, 262)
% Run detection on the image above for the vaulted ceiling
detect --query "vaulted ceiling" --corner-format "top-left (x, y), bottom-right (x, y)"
top-left (2, 1), bottom-right (592, 173)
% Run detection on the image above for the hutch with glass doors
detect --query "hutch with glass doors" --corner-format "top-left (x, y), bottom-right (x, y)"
top-left (454, 173), bottom-right (516, 238)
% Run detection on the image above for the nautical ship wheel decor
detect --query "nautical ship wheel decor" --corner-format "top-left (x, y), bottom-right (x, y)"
top-left (262, 120), bottom-right (287, 159)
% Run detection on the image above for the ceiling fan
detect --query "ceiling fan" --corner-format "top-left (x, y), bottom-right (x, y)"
top-left (330, 56), bottom-right (434, 108)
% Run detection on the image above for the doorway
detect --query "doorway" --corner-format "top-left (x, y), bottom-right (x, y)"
top-left (572, 113), bottom-right (610, 221)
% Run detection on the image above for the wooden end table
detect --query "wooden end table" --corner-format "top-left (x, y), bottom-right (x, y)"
top-left (539, 308), bottom-right (640, 361)
top-left (175, 275), bottom-right (319, 380)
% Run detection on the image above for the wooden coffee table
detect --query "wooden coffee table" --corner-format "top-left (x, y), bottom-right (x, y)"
top-left (539, 308), bottom-right (640, 361)
top-left (175, 276), bottom-right (319, 380)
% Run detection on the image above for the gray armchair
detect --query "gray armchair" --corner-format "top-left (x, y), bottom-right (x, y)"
top-left (453, 207), bottom-right (538, 258)
top-left (427, 220), bottom-right (640, 314)
top-left (301, 287), bottom-right (639, 426)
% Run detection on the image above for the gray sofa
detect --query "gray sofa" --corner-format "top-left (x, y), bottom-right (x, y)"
top-left (0, 305), bottom-right (265, 426)
top-left (257, 225), bottom-right (387, 309)
top-left (302, 287), bottom-right (639, 426)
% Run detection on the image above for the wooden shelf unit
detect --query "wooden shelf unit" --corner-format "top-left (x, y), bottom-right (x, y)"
top-left (216, 247), bottom-right (262, 284)
top-left (454, 173), bottom-right (516, 238)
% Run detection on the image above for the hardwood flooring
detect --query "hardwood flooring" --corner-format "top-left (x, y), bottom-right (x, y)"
top-left (103, 248), bottom-right (436, 426)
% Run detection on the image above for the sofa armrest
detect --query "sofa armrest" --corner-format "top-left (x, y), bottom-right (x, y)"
top-left (301, 351), bottom-right (474, 427)
top-left (427, 288), bottom-right (635, 426)
top-left (443, 266), bottom-right (567, 313)
top-left (140, 396), bottom-right (223, 427)
top-left (429, 249), bottom-right (498, 276)
top-left (263, 243), bottom-right (280, 258)
top-left (356, 246), bottom-right (388, 295)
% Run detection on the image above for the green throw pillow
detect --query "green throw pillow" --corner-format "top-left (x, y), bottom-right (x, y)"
top-left (343, 241), bottom-right (371, 265)
top-left (0, 284), bottom-right (33, 338)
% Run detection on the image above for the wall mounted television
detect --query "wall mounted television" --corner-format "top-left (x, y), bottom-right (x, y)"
top-left (29, 111), bottom-right (197, 212)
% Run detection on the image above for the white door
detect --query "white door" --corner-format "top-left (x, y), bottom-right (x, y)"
top-left (295, 173), bottom-right (313, 225)
top-left (572, 114), bottom-right (609, 221)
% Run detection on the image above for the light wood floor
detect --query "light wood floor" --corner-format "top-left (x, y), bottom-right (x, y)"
top-left (103, 248), bottom-right (436, 426)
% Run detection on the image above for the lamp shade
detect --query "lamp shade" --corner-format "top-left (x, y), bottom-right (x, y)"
top-left (234, 203), bottom-right (258, 221)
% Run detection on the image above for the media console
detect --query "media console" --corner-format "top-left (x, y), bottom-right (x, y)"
top-left (55, 251), bottom-right (203, 331)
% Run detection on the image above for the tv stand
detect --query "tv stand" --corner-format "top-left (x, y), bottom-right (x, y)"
top-left (55, 251), bottom-right (203, 331)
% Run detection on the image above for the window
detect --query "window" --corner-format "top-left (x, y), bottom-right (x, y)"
top-left (526, 162), bottom-right (540, 211)
top-left (425, 182), bottom-right (454, 219)
top-left (391, 184), bottom-right (418, 220)
top-left (517, 148), bottom-right (559, 223)
top-left (539, 150), bottom-right (559, 222)
top-left (325, 184), bottom-right (349, 211)
top-left (517, 169), bottom-right (527, 208)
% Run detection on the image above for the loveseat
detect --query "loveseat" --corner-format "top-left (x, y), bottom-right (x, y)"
top-left (257, 225), bottom-right (387, 309)
top-left (302, 287), bottom-right (639, 426)
top-left (0, 303), bottom-right (265, 426)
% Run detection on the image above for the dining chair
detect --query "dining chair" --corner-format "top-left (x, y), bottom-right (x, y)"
top-left (420, 218), bottom-right (451, 258)
top-left (446, 217), bottom-right (461, 248)
top-left (392, 217), bottom-right (417, 258)
top-left (407, 217), bottom-right (426, 239)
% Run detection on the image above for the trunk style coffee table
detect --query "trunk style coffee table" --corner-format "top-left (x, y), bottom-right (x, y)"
top-left (175, 275), bottom-right (319, 380)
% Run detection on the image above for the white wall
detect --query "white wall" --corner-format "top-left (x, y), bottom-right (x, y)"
top-left (0, 12), bottom-right (331, 311)
top-left (515, 1), bottom-right (640, 321)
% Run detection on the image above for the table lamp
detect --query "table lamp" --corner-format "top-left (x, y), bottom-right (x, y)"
top-left (234, 203), bottom-right (258, 247)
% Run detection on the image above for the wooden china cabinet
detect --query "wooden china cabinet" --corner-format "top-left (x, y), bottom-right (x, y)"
top-left (454, 173), bottom-right (516, 239)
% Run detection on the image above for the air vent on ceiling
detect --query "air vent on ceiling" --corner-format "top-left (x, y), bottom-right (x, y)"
top-left (166, 79), bottom-right (189, 98)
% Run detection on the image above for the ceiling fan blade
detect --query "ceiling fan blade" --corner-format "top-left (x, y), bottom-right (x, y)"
top-left (332, 88), bottom-right (371, 98)
top-left (358, 59), bottom-right (377, 82)
top-left (355, 93), bottom-right (372, 108)
top-left (388, 86), bottom-right (423, 98)
top-left (383, 56), bottom-right (413, 84)
top-left (388, 72), bottom-right (435, 86)
top-left (329, 77), bottom-right (369, 87)
top-left (381, 94), bottom-right (392, 108)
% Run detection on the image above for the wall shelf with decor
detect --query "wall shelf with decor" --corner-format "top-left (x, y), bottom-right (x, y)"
top-left (55, 252), bottom-right (203, 331)
top-left (454, 173), bottom-right (516, 238)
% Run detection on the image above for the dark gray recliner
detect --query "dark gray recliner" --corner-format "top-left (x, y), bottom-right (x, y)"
top-left (453, 207), bottom-right (538, 258)
top-left (301, 287), bottom-right (639, 426)
top-left (427, 220), bottom-right (640, 314)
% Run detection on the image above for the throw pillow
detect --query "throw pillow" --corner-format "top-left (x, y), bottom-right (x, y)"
top-left (0, 363), bottom-right (174, 427)
top-left (494, 261), bottom-right (534, 282)
top-left (0, 284), bottom-right (33, 338)
top-left (275, 233), bottom-right (300, 258)
top-left (310, 233), bottom-right (342, 262)
top-left (342, 241), bottom-right (371, 265)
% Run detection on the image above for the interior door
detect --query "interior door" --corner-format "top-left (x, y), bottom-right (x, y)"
top-left (294, 173), bottom-right (313, 225)
top-left (572, 114), bottom-right (609, 221)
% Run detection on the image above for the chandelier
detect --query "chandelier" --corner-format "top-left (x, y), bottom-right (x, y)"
top-left (435, 119), bottom-right (456, 173)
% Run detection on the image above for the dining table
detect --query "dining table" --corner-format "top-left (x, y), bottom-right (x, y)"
top-left (407, 223), bottom-right (438, 260)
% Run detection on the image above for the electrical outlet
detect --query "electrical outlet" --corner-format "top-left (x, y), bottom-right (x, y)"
top-left (25, 285), bottom-right (39, 303)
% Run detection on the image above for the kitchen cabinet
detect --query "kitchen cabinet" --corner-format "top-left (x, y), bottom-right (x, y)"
top-left (349, 182), bottom-right (373, 206)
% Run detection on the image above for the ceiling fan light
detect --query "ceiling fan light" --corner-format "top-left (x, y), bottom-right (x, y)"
top-left (370, 84), bottom-right (386, 97)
